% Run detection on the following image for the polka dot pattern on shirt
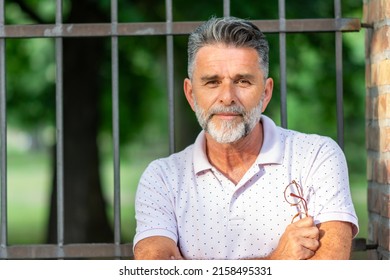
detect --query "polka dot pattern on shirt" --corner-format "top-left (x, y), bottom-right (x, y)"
top-left (133, 115), bottom-right (359, 259)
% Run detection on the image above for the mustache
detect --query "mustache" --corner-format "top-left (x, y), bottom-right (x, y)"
top-left (207, 104), bottom-right (246, 118)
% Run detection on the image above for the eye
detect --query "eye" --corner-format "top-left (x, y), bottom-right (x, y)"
top-left (204, 80), bottom-right (220, 87)
top-left (236, 79), bottom-right (252, 86)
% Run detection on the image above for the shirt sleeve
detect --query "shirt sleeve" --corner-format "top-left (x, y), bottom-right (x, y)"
top-left (133, 160), bottom-right (178, 248)
top-left (304, 137), bottom-right (359, 237)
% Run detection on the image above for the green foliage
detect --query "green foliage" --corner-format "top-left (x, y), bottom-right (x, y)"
top-left (4, 0), bottom-right (364, 142)
top-left (4, 0), bottom-right (366, 173)
top-left (6, 38), bottom-right (56, 129)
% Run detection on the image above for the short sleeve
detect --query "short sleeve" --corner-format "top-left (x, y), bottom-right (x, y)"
top-left (133, 161), bottom-right (178, 248)
top-left (305, 137), bottom-right (359, 237)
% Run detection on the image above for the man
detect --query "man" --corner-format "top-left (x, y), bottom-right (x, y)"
top-left (133, 17), bottom-right (358, 260)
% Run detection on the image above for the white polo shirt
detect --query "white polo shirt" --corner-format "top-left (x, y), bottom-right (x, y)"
top-left (134, 115), bottom-right (359, 259)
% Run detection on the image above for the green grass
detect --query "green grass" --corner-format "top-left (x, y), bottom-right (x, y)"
top-left (100, 136), bottom-right (170, 243)
top-left (3, 133), bottom-right (170, 245)
top-left (6, 149), bottom-right (51, 244)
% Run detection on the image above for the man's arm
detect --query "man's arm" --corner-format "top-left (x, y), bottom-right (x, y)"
top-left (308, 221), bottom-right (353, 260)
top-left (134, 236), bottom-right (184, 260)
top-left (265, 218), bottom-right (353, 260)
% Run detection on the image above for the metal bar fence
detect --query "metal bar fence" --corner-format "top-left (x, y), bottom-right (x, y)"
top-left (0, 18), bottom-right (361, 38)
top-left (334, 0), bottom-right (345, 149)
top-left (166, 0), bottom-right (175, 154)
top-left (279, 0), bottom-right (288, 128)
top-left (0, 0), bottom-right (7, 260)
top-left (0, 0), bottom-right (364, 259)
top-left (55, 0), bottom-right (65, 259)
top-left (223, 0), bottom-right (231, 17)
top-left (111, 0), bottom-right (122, 256)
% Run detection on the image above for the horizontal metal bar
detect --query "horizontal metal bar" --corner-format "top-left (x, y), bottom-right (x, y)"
top-left (0, 238), bottom-right (376, 259)
top-left (352, 238), bottom-right (378, 252)
top-left (2, 243), bottom-right (134, 259)
top-left (0, 18), bottom-right (361, 38)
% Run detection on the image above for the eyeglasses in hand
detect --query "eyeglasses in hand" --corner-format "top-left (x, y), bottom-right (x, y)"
top-left (283, 180), bottom-right (309, 223)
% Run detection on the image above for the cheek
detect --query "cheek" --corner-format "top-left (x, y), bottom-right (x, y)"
top-left (237, 92), bottom-right (262, 109)
top-left (193, 91), bottom-right (218, 109)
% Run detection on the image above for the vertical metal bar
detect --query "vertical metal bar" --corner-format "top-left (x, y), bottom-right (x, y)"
top-left (111, 0), bottom-right (121, 248)
top-left (334, 0), bottom-right (344, 149)
top-left (55, 0), bottom-right (65, 256)
top-left (279, 0), bottom-right (288, 128)
top-left (223, 0), bottom-right (230, 17)
top-left (166, 0), bottom-right (175, 154)
top-left (0, 0), bottom-right (7, 259)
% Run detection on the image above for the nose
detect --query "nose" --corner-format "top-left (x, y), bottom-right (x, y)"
top-left (218, 82), bottom-right (236, 106)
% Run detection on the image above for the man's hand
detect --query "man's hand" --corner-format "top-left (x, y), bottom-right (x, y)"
top-left (267, 216), bottom-right (320, 260)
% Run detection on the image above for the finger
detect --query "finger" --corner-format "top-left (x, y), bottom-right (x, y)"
top-left (287, 239), bottom-right (318, 260)
top-left (285, 220), bottom-right (318, 240)
top-left (300, 247), bottom-right (316, 260)
top-left (292, 216), bottom-right (314, 227)
top-left (302, 226), bottom-right (320, 239)
top-left (300, 236), bottom-right (320, 251)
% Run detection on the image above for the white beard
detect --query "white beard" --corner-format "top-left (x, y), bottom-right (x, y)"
top-left (193, 98), bottom-right (263, 144)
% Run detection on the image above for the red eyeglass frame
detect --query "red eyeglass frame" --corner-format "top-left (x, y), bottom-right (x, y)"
top-left (283, 180), bottom-right (309, 223)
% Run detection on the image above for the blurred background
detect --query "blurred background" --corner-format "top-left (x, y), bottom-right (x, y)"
top-left (2, 0), bottom-right (366, 257)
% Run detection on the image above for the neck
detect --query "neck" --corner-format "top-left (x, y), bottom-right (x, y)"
top-left (205, 122), bottom-right (263, 185)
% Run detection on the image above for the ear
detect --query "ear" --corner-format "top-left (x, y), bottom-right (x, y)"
top-left (261, 77), bottom-right (273, 112)
top-left (184, 78), bottom-right (196, 111)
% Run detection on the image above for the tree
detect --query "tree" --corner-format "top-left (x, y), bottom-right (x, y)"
top-left (8, 0), bottom-right (113, 243)
top-left (7, 0), bottom-right (172, 243)
top-left (46, 1), bottom-right (115, 243)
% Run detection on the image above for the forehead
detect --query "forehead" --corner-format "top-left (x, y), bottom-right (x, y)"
top-left (193, 44), bottom-right (261, 75)
top-left (196, 43), bottom-right (259, 61)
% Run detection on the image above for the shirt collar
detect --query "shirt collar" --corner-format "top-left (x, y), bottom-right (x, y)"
top-left (193, 130), bottom-right (213, 174)
top-left (193, 115), bottom-right (284, 174)
top-left (256, 115), bottom-right (284, 165)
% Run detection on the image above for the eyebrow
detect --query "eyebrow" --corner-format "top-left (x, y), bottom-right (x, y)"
top-left (234, 73), bottom-right (256, 80)
top-left (200, 73), bottom-right (255, 82)
top-left (200, 75), bottom-right (220, 82)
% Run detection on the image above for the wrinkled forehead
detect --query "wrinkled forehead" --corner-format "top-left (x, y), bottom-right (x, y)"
top-left (192, 44), bottom-right (263, 73)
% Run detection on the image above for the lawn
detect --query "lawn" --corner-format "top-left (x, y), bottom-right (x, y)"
top-left (4, 133), bottom-right (170, 245)
top-left (6, 148), bottom-right (51, 244)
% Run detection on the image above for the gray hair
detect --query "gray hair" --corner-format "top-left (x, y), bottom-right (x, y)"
top-left (187, 16), bottom-right (269, 79)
